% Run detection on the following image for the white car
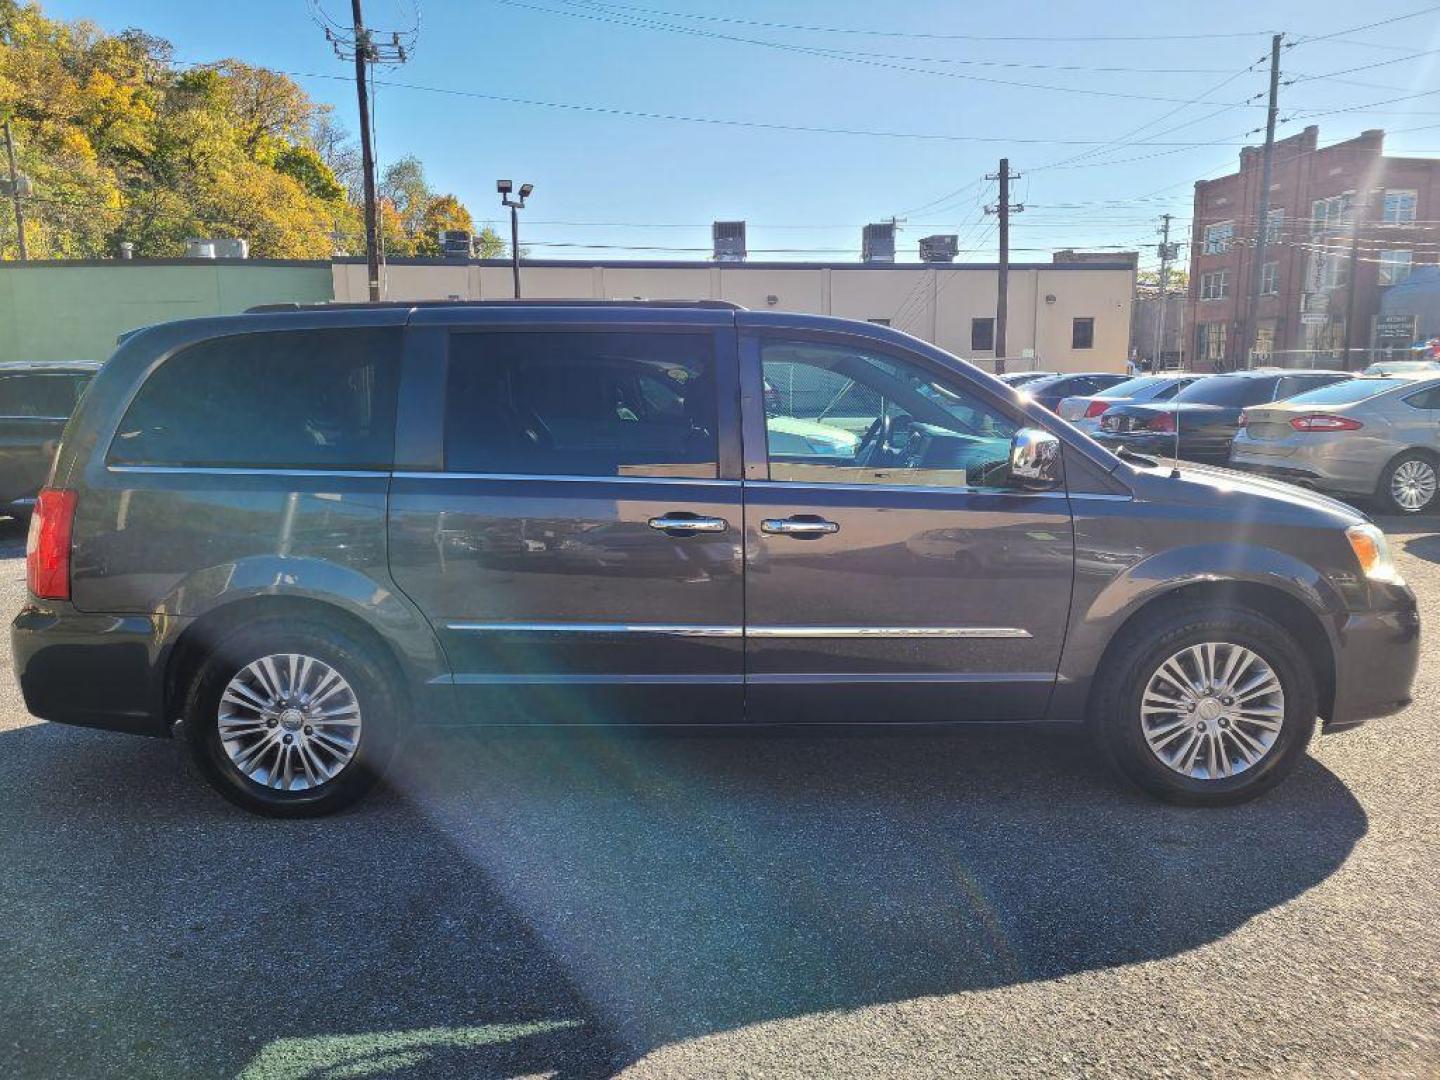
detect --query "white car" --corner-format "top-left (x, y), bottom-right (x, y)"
top-left (1058, 373), bottom-right (1204, 434)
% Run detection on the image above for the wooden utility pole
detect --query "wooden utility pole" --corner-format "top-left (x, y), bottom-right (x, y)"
top-left (986, 159), bottom-right (1023, 374)
top-left (350, 0), bottom-right (381, 301)
top-left (1154, 213), bottom-right (1174, 369)
top-left (1242, 33), bottom-right (1282, 369)
top-left (3, 120), bottom-right (29, 262)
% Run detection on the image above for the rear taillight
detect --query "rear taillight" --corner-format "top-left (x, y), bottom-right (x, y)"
top-left (1146, 413), bottom-right (1176, 433)
top-left (1290, 414), bottom-right (1363, 432)
top-left (27, 488), bottom-right (77, 601)
top-left (1085, 400), bottom-right (1110, 418)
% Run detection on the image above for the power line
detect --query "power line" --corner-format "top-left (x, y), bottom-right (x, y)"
top-left (1289, 45), bottom-right (1440, 84)
top-left (1287, 4), bottom-right (1440, 48)
top-left (494, 1), bottom-right (1268, 108)
top-left (544, 0), bottom-right (1277, 41)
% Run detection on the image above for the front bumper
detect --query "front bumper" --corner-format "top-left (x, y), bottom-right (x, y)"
top-left (1326, 590), bottom-right (1420, 730)
top-left (12, 605), bottom-right (184, 737)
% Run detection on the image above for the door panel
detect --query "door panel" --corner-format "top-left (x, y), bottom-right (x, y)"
top-left (386, 319), bottom-right (744, 724)
top-left (740, 328), bottom-right (1075, 721)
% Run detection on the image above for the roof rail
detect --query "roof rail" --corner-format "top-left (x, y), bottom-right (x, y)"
top-left (244, 298), bottom-right (746, 314)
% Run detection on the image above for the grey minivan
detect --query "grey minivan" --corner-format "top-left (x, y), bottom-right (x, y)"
top-left (12, 302), bottom-right (1419, 816)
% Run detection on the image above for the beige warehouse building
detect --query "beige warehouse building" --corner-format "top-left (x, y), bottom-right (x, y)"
top-left (332, 256), bottom-right (1135, 374)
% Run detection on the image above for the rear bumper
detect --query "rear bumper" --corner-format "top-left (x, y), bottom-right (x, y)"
top-left (11, 605), bottom-right (182, 737)
top-left (1325, 595), bottom-right (1421, 730)
top-left (1229, 438), bottom-right (1381, 496)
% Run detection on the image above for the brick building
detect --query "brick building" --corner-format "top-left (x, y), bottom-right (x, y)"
top-left (1186, 125), bottom-right (1440, 370)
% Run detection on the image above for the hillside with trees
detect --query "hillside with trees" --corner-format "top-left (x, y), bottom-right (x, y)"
top-left (0, 0), bottom-right (500, 259)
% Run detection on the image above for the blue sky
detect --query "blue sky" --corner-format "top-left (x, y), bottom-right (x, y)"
top-left (41, 0), bottom-right (1440, 267)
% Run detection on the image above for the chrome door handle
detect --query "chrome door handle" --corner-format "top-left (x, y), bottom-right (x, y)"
top-left (648, 514), bottom-right (729, 533)
top-left (761, 517), bottom-right (840, 537)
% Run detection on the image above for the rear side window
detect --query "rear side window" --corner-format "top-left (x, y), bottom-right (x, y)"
top-left (110, 329), bottom-right (400, 469)
top-left (1175, 376), bottom-right (1279, 408)
top-left (0, 373), bottom-right (90, 418)
top-left (444, 331), bottom-right (718, 478)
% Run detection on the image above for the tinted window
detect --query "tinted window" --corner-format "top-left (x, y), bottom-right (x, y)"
top-left (444, 331), bottom-right (717, 478)
top-left (1286, 378), bottom-right (1413, 406)
top-left (1072, 318), bottom-right (1095, 349)
top-left (1403, 385), bottom-right (1440, 409)
top-left (971, 317), bottom-right (995, 352)
top-left (110, 329), bottom-right (399, 469)
top-left (761, 339), bottom-right (1019, 489)
top-left (1174, 376), bottom-right (1279, 408)
top-left (0, 373), bottom-right (90, 418)
top-left (1095, 375), bottom-right (1168, 399)
top-left (1277, 375), bottom-right (1346, 400)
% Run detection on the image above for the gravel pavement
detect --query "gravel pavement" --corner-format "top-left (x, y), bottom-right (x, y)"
top-left (0, 514), bottom-right (1436, 1079)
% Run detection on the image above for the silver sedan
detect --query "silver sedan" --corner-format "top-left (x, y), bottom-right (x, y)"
top-left (1230, 375), bottom-right (1440, 513)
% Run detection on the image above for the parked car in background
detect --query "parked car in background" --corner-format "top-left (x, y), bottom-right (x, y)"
top-left (998, 370), bottom-right (1055, 387)
top-left (1361, 359), bottom-right (1440, 377)
top-left (1021, 372), bottom-right (1132, 413)
top-left (1094, 369), bottom-right (1351, 464)
top-left (1231, 375), bottom-right (1440, 514)
top-left (12, 303), bottom-right (1418, 817)
top-left (0, 361), bottom-right (100, 518)
top-left (1057, 372), bottom-right (1205, 434)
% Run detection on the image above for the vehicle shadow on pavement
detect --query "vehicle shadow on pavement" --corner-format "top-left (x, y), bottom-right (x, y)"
top-left (1, 718), bottom-right (1361, 1078)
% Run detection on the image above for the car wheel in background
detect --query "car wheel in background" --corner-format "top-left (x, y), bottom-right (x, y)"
top-left (182, 618), bottom-right (400, 817)
top-left (1089, 603), bottom-right (1316, 806)
top-left (1379, 451), bottom-right (1439, 515)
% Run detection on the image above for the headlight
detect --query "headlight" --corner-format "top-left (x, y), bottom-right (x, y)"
top-left (1345, 523), bottom-right (1402, 583)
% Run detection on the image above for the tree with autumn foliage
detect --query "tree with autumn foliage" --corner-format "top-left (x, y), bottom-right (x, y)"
top-left (0, 0), bottom-right (488, 260)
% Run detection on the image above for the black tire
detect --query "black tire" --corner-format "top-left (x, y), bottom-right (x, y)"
top-left (182, 618), bottom-right (401, 817)
top-left (1377, 449), bottom-right (1439, 516)
top-left (1089, 603), bottom-right (1316, 806)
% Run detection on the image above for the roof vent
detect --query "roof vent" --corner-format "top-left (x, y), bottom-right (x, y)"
top-left (713, 221), bottom-right (747, 262)
top-left (919, 234), bottom-right (958, 263)
top-left (862, 222), bottom-right (897, 263)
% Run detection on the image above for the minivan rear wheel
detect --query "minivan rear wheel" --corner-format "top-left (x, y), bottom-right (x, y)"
top-left (182, 618), bottom-right (399, 817)
top-left (1090, 603), bottom-right (1316, 806)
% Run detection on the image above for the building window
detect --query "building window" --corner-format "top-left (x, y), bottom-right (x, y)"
top-left (1265, 208), bottom-right (1285, 244)
top-left (1203, 221), bottom-right (1234, 254)
top-left (1199, 323), bottom-right (1226, 366)
top-left (970, 317), bottom-right (995, 351)
top-left (1072, 317), bottom-right (1095, 350)
top-left (1200, 270), bottom-right (1230, 300)
top-left (1260, 261), bottom-right (1279, 295)
top-left (1379, 250), bottom-right (1414, 285)
top-left (1383, 190), bottom-right (1417, 225)
top-left (1311, 194), bottom-right (1353, 233)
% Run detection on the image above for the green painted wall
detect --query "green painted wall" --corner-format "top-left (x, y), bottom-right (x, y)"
top-left (0, 261), bottom-right (334, 362)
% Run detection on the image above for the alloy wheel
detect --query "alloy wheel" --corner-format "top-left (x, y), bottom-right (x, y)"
top-left (217, 653), bottom-right (362, 791)
top-left (1139, 642), bottom-right (1284, 780)
top-left (1391, 459), bottom-right (1437, 512)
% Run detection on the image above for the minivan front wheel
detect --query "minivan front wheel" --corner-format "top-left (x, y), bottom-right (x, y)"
top-left (1091, 604), bottom-right (1316, 805)
top-left (182, 619), bottom-right (399, 817)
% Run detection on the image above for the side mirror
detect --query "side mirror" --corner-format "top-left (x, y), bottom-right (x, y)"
top-left (1009, 427), bottom-right (1063, 490)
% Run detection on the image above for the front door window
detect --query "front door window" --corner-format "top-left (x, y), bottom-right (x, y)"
top-left (760, 340), bottom-right (1021, 490)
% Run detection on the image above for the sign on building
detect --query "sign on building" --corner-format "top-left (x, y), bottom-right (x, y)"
top-left (1376, 314), bottom-right (1418, 341)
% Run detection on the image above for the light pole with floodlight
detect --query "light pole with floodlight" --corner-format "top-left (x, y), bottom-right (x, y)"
top-left (497, 180), bottom-right (533, 299)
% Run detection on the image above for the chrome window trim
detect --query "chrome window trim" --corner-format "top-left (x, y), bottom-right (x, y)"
top-left (448, 622), bottom-right (744, 637)
top-left (748, 626), bottom-right (1031, 639)
top-left (107, 465), bottom-right (391, 478)
top-left (0, 414), bottom-right (70, 422)
top-left (396, 470), bottom-right (737, 487)
top-left (745, 479), bottom-right (1068, 499)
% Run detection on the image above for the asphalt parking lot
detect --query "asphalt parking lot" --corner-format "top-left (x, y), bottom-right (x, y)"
top-left (0, 515), bottom-right (1437, 1080)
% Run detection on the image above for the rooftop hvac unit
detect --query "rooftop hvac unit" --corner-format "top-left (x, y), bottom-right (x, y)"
top-left (919, 234), bottom-right (959, 263)
top-left (438, 229), bottom-right (472, 257)
top-left (713, 221), bottom-right (747, 262)
top-left (862, 222), bottom-right (896, 263)
top-left (185, 238), bottom-right (248, 259)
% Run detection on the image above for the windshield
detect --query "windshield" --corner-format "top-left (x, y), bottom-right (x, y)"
top-left (1282, 377), bottom-right (1416, 406)
top-left (1174, 376), bottom-right (1276, 407)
